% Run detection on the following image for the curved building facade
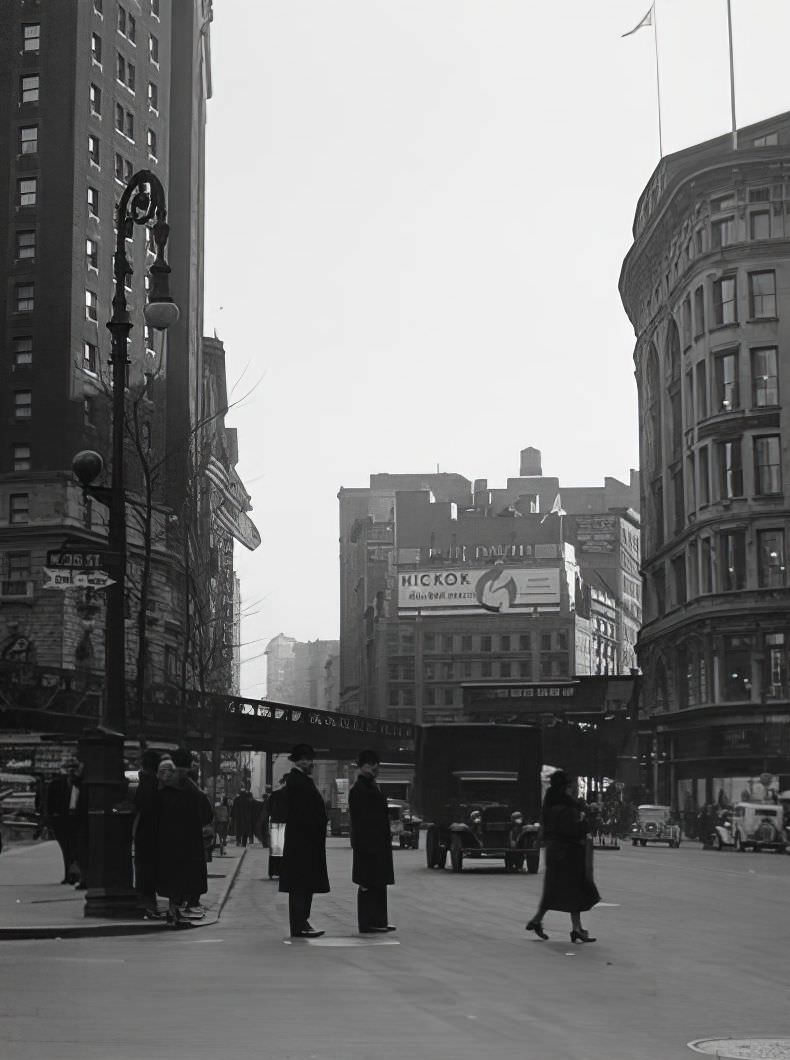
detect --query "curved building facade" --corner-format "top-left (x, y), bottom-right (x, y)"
top-left (620, 113), bottom-right (790, 812)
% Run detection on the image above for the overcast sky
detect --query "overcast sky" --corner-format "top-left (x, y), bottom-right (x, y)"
top-left (203, 0), bottom-right (790, 699)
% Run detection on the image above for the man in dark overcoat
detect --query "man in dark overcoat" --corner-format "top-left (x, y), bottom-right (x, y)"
top-left (278, 743), bottom-right (329, 938)
top-left (349, 749), bottom-right (395, 933)
top-left (231, 788), bottom-right (255, 847)
top-left (155, 748), bottom-right (213, 925)
top-left (45, 761), bottom-right (79, 884)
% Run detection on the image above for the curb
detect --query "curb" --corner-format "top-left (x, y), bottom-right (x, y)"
top-left (0, 848), bottom-right (248, 941)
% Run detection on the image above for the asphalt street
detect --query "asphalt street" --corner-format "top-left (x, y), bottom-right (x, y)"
top-left (1, 837), bottom-right (788, 1060)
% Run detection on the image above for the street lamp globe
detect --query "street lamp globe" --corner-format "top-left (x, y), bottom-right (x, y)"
top-left (143, 298), bottom-right (180, 330)
top-left (72, 449), bottom-right (104, 487)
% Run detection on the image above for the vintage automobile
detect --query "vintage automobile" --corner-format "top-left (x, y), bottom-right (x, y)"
top-left (630, 804), bottom-right (681, 848)
top-left (387, 799), bottom-right (421, 849)
top-left (433, 800), bottom-right (541, 874)
top-left (727, 802), bottom-right (788, 853)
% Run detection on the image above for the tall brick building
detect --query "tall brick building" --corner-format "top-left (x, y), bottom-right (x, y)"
top-left (0, 2), bottom-right (218, 698)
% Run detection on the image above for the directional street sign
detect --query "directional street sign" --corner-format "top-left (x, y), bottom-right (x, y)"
top-left (46, 550), bottom-right (121, 570)
top-left (42, 567), bottom-right (116, 591)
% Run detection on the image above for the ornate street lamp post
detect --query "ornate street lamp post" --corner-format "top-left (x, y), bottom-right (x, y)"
top-left (72, 171), bottom-right (178, 918)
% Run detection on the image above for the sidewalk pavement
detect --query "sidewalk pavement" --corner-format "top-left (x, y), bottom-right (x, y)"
top-left (0, 838), bottom-right (247, 939)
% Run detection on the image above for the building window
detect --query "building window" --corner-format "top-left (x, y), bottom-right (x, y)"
top-left (753, 132), bottom-right (778, 147)
top-left (148, 81), bottom-right (158, 110)
top-left (19, 125), bottom-right (38, 155)
top-left (754, 435), bottom-right (782, 495)
top-left (443, 688), bottom-right (454, 707)
top-left (84, 341), bottom-right (98, 373)
top-left (442, 662), bottom-right (453, 680)
top-left (766, 633), bottom-right (787, 699)
top-left (91, 33), bottom-right (102, 65)
top-left (423, 633), bottom-right (435, 653)
top-left (518, 660), bottom-right (531, 678)
top-left (695, 360), bottom-right (708, 419)
top-left (750, 210), bottom-right (771, 240)
top-left (748, 271), bottom-right (776, 318)
top-left (698, 446), bottom-right (710, 506)
top-left (441, 634), bottom-right (452, 652)
top-left (17, 177), bottom-right (37, 207)
top-left (685, 369), bottom-right (694, 426)
top-left (693, 286), bottom-right (705, 337)
top-left (149, 33), bottom-right (159, 63)
top-left (83, 396), bottom-right (95, 425)
top-left (757, 530), bottom-right (786, 588)
top-left (14, 391), bottom-right (31, 419)
top-left (15, 284), bottom-right (34, 313)
top-left (16, 231), bottom-right (35, 260)
top-left (85, 289), bottom-right (98, 321)
top-left (86, 237), bottom-right (98, 269)
top-left (481, 635), bottom-right (492, 652)
top-left (712, 193), bottom-right (736, 213)
top-left (719, 530), bottom-right (745, 591)
top-left (711, 216), bottom-right (735, 249)
top-left (461, 634), bottom-right (472, 652)
top-left (88, 133), bottom-right (100, 165)
top-left (23, 23), bottom-right (40, 51)
top-left (118, 8), bottom-right (137, 43)
top-left (481, 661), bottom-right (492, 678)
top-left (117, 52), bottom-right (136, 91)
top-left (557, 631), bottom-right (568, 651)
top-left (20, 75), bottom-right (39, 104)
top-left (714, 351), bottom-right (738, 412)
top-left (723, 636), bottom-right (752, 701)
top-left (718, 439), bottom-right (743, 498)
top-left (126, 110), bottom-right (135, 140)
top-left (500, 661), bottom-right (511, 678)
top-left (500, 634), bottom-right (511, 652)
top-left (519, 633), bottom-right (531, 651)
top-left (144, 325), bottom-right (155, 351)
top-left (147, 127), bottom-right (158, 158)
top-left (9, 494), bottom-right (30, 525)
top-left (114, 153), bottom-right (133, 183)
top-left (90, 82), bottom-right (102, 115)
top-left (87, 186), bottom-right (99, 217)
top-left (13, 338), bottom-right (33, 366)
top-left (12, 446), bottom-right (31, 472)
top-left (672, 468), bottom-right (684, 532)
top-left (681, 295), bottom-right (692, 348)
top-left (752, 347), bottom-right (779, 407)
top-left (671, 554), bottom-right (687, 605)
top-left (713, 276), bottom-right (737, 326)
top-left (700, 538), bottom-right (713, 594)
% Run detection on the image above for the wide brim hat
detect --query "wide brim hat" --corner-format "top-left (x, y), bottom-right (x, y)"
top-left (288, 743), bottom-right (316, 761)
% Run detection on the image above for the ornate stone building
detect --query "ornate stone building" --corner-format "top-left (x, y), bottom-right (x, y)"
top-left (620, 112), bottom-right (790, 809)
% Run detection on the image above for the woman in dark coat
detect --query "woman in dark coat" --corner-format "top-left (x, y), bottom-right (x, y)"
top-left (526, 770), bottom-right (600, 943)
top-left (349, 749), bottom-right (395, 934)
top-left (278, 744), bottom-right (330, 938)
top-left (154, 751), bottom-right (213, 927)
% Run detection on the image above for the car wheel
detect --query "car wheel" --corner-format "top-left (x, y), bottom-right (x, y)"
top-left (450, 839), bottom-right (463, 873)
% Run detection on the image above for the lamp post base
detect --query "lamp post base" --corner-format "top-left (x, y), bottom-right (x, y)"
top-left (78, 729), bottom-right (143, 920)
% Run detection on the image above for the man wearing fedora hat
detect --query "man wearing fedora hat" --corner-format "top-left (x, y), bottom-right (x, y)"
top-left (349, 749), bottom-right (395, 934)
top-left (279, 743), bottom-right (329, 938)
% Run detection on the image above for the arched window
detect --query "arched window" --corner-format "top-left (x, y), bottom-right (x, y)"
top-left (643, 343), bottom-right (662, 470)
top-left (666, 317), bottom-right (681, 382)
top-left (654, 657), bottom-right (669, 713)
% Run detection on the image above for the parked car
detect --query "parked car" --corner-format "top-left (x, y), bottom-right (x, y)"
top-left (387, 799), bottom-right (421, 849)
top-left (729, 802), bottom-right (787, 853)
top-left (630, 804), bottom-right (681, 848)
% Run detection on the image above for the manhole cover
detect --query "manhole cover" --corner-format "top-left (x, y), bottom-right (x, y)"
top-left (283, 936), bottom-right (400, 947)
top-left (689, 1040), bottom-right (790, 1058)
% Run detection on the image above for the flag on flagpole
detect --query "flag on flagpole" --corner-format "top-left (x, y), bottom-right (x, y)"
top-left (622, 4), bottom-right (653, 37)
top-left (540, 493), bottom-right (566, 524)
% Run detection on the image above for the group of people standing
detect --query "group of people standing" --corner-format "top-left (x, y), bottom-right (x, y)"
top-left (277, 743), bottom-right (395, 938)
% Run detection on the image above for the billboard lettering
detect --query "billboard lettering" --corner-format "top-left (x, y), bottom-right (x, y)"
top-left (398, 565), bottom-right (561, 614)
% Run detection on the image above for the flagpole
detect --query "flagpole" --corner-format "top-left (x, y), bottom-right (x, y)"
top-left (726, 0), bottom-right (737, 149)
top-left (652, 1), bottom-right (664, 158)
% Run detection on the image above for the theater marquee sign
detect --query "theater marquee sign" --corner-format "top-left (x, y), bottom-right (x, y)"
top-left (397, 566), bottom-right (560, 615)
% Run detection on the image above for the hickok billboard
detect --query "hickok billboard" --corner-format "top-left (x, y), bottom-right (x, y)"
top-left (397, 566), bottom-right (561, 615)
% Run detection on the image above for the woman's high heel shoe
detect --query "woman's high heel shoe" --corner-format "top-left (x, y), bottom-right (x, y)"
top-left (570, 929), bottom-right (596, 943)
top-left (526, 919), bottom-right (548, 940)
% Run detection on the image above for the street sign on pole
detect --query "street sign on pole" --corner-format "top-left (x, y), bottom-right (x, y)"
top-left (42, 568), bottom-right (116, 591)
top-left (46, 550), bottom-right (121, 569)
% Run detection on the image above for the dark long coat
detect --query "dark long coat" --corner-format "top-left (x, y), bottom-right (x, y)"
top-left (278, 767), bottom-right (329, 895)
top-left (133, 771), bottom-right (159, 861)
top-left (155, 779), bottom-right (213, 900)
top-left (539, 794), bottom-right (600, 914)
top-left (349, 773), bottom-right (394, 888)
